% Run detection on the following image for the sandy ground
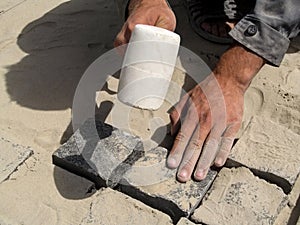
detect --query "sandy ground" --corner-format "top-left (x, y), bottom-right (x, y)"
top-left (0, 0), bottom-right (299, 224)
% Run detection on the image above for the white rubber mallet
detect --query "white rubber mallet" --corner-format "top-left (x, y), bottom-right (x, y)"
top-left (117, 24), bottom-right (181, 110)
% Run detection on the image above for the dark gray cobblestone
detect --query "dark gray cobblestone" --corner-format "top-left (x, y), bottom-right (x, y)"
top-left (53, 119), bottom-right (217, 222)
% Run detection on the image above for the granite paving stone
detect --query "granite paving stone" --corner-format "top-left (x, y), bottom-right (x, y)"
top-left (120, 146), bottom-right (217, 221)
top-left (80, 188), bottom-right (173, 225)
top-left (229, 116), bottom-right (300, 193)
top-left (53, 119), bottom-right (217, 222)
top-left (0, 137), bottom-right (33, 183)
top-left (52, 118), bottom-right (144, 188)
top-left (192, 167), bottom-right (287, 225)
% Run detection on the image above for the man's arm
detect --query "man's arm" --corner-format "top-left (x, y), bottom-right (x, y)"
top-left (167, 0), bottom-right (300, 181)
top-left (167, 44), bottom-right (264, 182)
top-left (113, 0), bottom-right (300, 182)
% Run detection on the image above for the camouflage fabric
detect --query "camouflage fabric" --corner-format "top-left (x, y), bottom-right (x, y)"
top-left (229, 0), bottom-right (300, 66)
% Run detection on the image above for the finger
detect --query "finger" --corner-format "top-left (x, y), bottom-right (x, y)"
top-left (214, 123), bottom-right (240, 166)
top-left (214, 137), bottom-right (234, 166)
top-left (167, 103), bottom-right (199, 169)
top-left (177, 124), bottom-right (209, 182)
top-left (114, 29), bottom-right (128, 48)
top-left (114, 22), bottom-right (135, 47)
top-left (193, 123), bottom-right (224, 180)
top-left (194, 138), bottom-right (220, 180)
top-left (169, 94), bottom-right (189, 135)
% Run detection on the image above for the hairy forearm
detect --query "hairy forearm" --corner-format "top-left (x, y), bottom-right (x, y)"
top-left (214, 44), bottom-right (265, 92)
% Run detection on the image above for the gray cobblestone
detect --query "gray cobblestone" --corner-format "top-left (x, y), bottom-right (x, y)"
top-left (120, 145), bottom-right (217, 220)
top-left (52, 119), bottom-right (144, 188)
top-left (192, 167), bottom-right (287, 225)
top-left (53, 119), bottom-right (217, 222)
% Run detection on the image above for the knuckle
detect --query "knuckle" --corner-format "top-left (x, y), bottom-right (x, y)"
top-left (163, 15), bottom-right (175, 26)
top-left (220, 137), bottom-right (234, 148)
top-left (190, 139), bottom-right (203, 149)
top-left (227, 117), bottom-right (241, 125)
top-left (181, 159), bottom-right (195, 170)
top-left (224, 122), bottom-right (241, 136)
top-left (198, 108), bottom-right (211, 122)
top-left (127, 21), bottom-right (137, 31)
top-left (199, 121), bottom-right (211, 132)
top-left (175, 132), bottom-right (186, 142)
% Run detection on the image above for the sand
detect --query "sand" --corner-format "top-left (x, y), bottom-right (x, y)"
top-left (0, 0), bottom-right (299, 224)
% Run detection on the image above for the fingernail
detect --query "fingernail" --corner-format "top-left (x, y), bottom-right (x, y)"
top-left (215, 157), bottom-right (223, 166)
top-left (167, 157), bottom-right (177, 168)
top-left (195, 170), bottom-right (204, 179)
top-left (178, 169), bottom-right (188, 178)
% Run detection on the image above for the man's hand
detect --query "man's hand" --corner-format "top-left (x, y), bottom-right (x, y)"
top-left (167, 45), bottom-right (265, 182)
top-left (114, 0), bottom-right (176, 47)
